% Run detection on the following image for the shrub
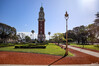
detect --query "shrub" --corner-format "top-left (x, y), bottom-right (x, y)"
top-left (15, 46), bottom-right (20, 48)
top-left (0, 43), bottom-right (14, 47)
top-left (36, 42), bottom-right (48, 45)
top-left (15, 44), bottom-right (46, 49)
top-left (8, 43), bottom-right (14, 46)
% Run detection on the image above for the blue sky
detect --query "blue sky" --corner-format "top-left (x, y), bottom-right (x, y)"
top-left (0, 0), bottom-right (99, 39)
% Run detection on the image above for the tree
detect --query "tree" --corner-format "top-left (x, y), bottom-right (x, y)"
top-left (52, 33), bottom-right (65, 45)
top-left (79, 25), bottom-right (88, 48)
top-left (25, 36), bottom-right (31, 42)
top-left (0, 23), bottom-right (17, 43)
top-left (73, 27), bottom-right (81, 44)
top-left (64, 30), bottom-right (76, 42)
top-left (73, 25), bottom-right (88, 45)
top-left (48, 32), bottom-right (51, 42)
top-left (94, 12), bottom-right (99, 42)
top-left (87, 24), bottom-right (96, 44)
top-left (87, 12), bottom-right (99, 44)
top-left (18, 33), bottom-right (26, 40)
top-left (31, 30), bottom-right (34, 39)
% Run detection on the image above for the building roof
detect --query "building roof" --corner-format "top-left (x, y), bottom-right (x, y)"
top-left (40, 6), bottom-right (43, 10)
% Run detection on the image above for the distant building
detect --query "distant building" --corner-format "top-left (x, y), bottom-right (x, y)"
top-left (38, 6), bottom-right (46, 42)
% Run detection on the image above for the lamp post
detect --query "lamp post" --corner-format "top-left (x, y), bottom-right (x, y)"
top-left (65, 11), bottom-right (69, 56)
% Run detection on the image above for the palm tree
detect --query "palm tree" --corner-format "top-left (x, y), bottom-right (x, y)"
top-left (31, 30), bottom-right (34, 39)
top-left (48, 32), bottom-right (51, 41)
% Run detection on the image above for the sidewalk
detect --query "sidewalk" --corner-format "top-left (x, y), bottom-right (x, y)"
top-left (60, 44), bottom-right (99, 58)
top-left (68, 45), bottom-right (99, 58)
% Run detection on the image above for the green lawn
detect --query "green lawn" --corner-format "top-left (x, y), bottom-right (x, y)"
top-left (70, 43), bottom-right (99, 50)
top-left (0, 43), bottom-right (74, 56)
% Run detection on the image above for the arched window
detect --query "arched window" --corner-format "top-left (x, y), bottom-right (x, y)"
top-left (40, 23), bottom-right (42, 26)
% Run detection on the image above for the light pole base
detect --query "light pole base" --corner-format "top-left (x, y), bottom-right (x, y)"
top-left (64, 53), bottom-right (68, 57)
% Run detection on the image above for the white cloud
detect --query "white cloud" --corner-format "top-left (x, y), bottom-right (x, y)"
top-left (79, 0), bottom-right (97, 11)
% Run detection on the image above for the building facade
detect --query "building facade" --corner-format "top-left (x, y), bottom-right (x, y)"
top-left (38, 6), bottom-right (46, 42)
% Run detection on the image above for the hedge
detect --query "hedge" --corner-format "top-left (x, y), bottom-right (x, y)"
top-left (15, 45), bottom-right (46, 49)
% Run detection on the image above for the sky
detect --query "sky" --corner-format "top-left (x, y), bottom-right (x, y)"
top-left (0, 0), bottom-right (99, 39)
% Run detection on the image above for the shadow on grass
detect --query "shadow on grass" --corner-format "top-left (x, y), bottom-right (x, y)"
top-left (94, 45), bottom-right (99, 48)
top-left (48, 54), bottom-right (67, 66)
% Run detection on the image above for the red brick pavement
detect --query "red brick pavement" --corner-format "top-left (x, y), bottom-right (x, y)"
top-left (0, 48), bottom-right (99, 65)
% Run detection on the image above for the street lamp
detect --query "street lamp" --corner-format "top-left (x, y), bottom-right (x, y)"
top-left (65, 11), bottom-right (69, 56)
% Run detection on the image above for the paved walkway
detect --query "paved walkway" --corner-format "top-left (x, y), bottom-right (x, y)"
top-left (68, 45), bottom-right (99, 58)
top-left (61, 45), bottom-right (99, 58)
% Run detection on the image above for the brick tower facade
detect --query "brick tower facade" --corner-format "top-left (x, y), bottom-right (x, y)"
top-left (38, 6), bottom-right (45, 42)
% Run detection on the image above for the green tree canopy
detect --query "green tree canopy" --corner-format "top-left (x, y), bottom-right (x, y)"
top-left (0, 23), bottom-right (17, 43)
top-left (25, 36), bottom-right (31, 42)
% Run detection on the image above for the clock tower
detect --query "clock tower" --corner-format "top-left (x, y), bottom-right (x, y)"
top-left (38, 6), bottom-right (45, 42)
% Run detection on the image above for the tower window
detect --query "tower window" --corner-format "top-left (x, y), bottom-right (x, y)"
top-left (40, 31), bottom-right (42, 34)
top-left (41, 27), bottom-right (42, 29)
top-left (41, 24), bottom-right (42, 26)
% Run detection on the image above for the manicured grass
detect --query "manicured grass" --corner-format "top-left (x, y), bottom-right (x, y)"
top-left (70, 43), bottom-right (99, 50)
top-left (0, 43), bottom-right (74, 56)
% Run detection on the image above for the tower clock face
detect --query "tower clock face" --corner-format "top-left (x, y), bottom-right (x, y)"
top-left (40, 13), bottom-right (43, 16)
top-left (41, 13), bottom-right (43, 17)
top-left (39, 13), bottom-right (44, 18)
top-left (39, 7), bottom-right (45, 20)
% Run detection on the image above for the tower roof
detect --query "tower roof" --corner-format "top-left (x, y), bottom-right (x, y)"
top-left (40, 6), bottom-right (43, 11)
